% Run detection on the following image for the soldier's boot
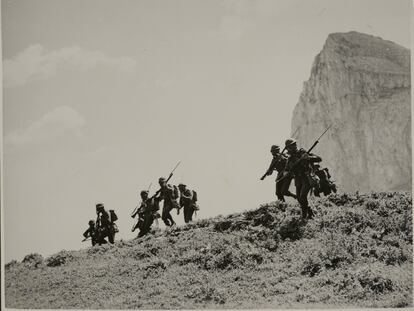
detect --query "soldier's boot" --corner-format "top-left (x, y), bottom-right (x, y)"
top-left (277, 195), bottom-right (285, 202)
top-left (307, 207), bottom-right (314, 219)
top-left (301, 206), bottom-right (308, 219)
top-left (285, 191), bottom-right (297, 200)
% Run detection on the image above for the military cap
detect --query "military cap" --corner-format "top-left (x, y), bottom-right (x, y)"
top-left (271, 145), bottom-right (280, 152)
top-left (88, 220), bottom-right (95, 226)
top-left (96, 203), bottom-right (104, 209)
top-left (140, 190), bottom-right (149, 196)
top-left (158, 177), bottom-right (166, 183)
top-left (285, 139), bottom-right (297, 147)
top-left (178, 183), bottom-right (186, 189)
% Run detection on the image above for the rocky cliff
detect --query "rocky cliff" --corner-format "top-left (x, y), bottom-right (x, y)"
top-left (291, 31), bottom-right (411, 192)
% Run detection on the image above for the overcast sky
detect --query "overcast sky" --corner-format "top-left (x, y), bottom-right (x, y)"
top-left (3, 0), bottom-right (411, 262)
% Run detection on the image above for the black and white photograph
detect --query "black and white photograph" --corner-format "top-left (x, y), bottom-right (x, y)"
top-left (2, 0), bottom-right (413, 309)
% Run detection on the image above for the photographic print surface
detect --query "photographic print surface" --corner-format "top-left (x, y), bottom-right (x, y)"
top-left (2, 0), bottom-right (412, 309)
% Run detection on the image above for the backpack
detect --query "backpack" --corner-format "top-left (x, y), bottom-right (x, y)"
top-left (172, 185), bottom-right (180, 200)
top-left (192, 190), bottom-right (198, 203)
top-left (109, 210), bottom-right (118, 222)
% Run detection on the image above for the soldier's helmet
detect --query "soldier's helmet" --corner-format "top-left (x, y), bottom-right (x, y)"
top-left (271, 145), bottom-right (280, 152)
top-left (88, 220), bottom-right (95, 226)
top-left (285, 139), bottom-right (297, 148)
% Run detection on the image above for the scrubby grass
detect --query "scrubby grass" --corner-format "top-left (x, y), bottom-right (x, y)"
top-left (5, 192), bottom-right (412, 308)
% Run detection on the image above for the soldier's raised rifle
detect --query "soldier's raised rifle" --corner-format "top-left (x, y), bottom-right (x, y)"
top-left (275, 125), bottom-right (331, 184)
top-left (150, 161), bottom-right (181, 200)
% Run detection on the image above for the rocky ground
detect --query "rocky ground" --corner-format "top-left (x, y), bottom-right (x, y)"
top-left (5, 192), bottom-right (413, 309)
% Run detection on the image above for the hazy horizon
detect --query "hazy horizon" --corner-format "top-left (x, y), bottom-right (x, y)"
top-left (3, 0), bottom-right (411, 262)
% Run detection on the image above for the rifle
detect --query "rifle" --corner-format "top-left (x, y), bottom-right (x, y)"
top-left (260, 151), bottom-right (288, 181)
top-left (81, 237), bottom-right (90, 242)
top-left (275, 125), bottom-right (331, 183)
top-left (150, 161), bottom-right (181, 200)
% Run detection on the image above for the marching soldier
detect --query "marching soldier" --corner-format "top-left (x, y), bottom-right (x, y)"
top-left (156, 177), bottom-right (179, 227)
top-left (82, 220), bottom-right (97, 246)
top-left (178, 184), bottom-right (198, 223)
top-left (283, 139), bottom-right (322, 219)
top-left (261, 145), bottom-right (297, 202)
top-left (96, 203), bottom-right (117, 244)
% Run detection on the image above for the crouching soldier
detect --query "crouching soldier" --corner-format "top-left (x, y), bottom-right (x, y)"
top-left (135, 190), bottom-right (159, 237)
top-left (83, 220), bottom-right (97, 246)
top-left (178, 184), bottom-right (198, 223)
top-left (313, 164), bottom-right (337, 196)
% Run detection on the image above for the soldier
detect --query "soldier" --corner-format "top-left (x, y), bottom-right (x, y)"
top-left (178, 184), bottom-right (198, 223)
top-left (313, 164), bottom-right (337, 196)
top-left (83, 220), bottom-right (97, 246)
top-left (284, 139), bottom-right (322, 219)
top-left (133, 190), bottom-right (159, 237)
top-left (156, 177), bottom-right (179, 227)
top-left (96, 203), bottom-right (116, 244)
top-left (131, 194), bottom-right (146, 233)
top-left (262, 145), bottom-right (297, 202)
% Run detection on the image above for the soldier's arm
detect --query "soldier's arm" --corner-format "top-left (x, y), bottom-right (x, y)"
top-left (266, 157), bottom-right (278, 175)
top-left (83, 228), bottom-right (90, 238)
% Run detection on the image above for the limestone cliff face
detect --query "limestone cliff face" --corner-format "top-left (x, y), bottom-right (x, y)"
top-left (291, 31), bottom-right (411, 192)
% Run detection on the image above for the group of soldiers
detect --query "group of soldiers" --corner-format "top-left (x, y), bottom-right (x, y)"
top-left (82, 203), bottom-right (119, 246)
top-left (82, 171), bottom-right (199, 245)
top-left (261, 135), bottom-right (336, 219)
top-left (131, 177), bottom-right (199, 237)
top-left (82, 129), bottom-right (336, 245)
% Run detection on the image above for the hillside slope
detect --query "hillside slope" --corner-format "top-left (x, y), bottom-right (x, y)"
top-left (5, 192), bottom-right (413, 309)
top-left (291, 31), bottom-right (411, 192)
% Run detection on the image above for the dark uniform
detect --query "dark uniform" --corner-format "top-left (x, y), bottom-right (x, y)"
top-left (83, 220), bottom-right (97, 246)
top-left (265, 145), bottom-right (297, 202)
top-left (96, 203), bottom-right (116, 244)
top-left (157, 177), bottom-right (178, 227)
top-left (284, 139), bottom-right (322, 219)
top-left (178, 184), bottom-right (197, 223)
top-left (132, 190), bottom-right (159, 237)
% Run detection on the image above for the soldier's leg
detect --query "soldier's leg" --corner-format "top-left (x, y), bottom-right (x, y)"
top-left (282, 177), bottom-right (297, 199)
top-left (295, 177), bottom-right (306, 218)
top-left (107, 226), bottom-right (115, 244)
top-left (161, 206), bottom-right (171, 226)
top-left (275, 172), bottom-right (285, 201)
top-left (164, 203), bottom-right (175, 226)
top-left (183, 205), bottom-right (189, 223)
top-left (299, 177), bottom-right (313, 219)
top-left (189, 205), bottom-right (195, 222)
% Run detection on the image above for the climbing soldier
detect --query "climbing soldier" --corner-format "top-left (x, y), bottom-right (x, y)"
top-left (261, 145), bottom-right (297, 202)
top-left (96, 203), bottom-right (117, 244)
top-left (312, 164), bottom-right (337, 197)
top-left (283, 139), bottom-right (322, 219)
top-left (82, 220), bottom-right (97, 246)
top-left (156, 177), bottom-right (179, 227)
top-left (133, 190), bottom-right (159, 237)
top-left (178, 183), bottom-right (198, 223)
